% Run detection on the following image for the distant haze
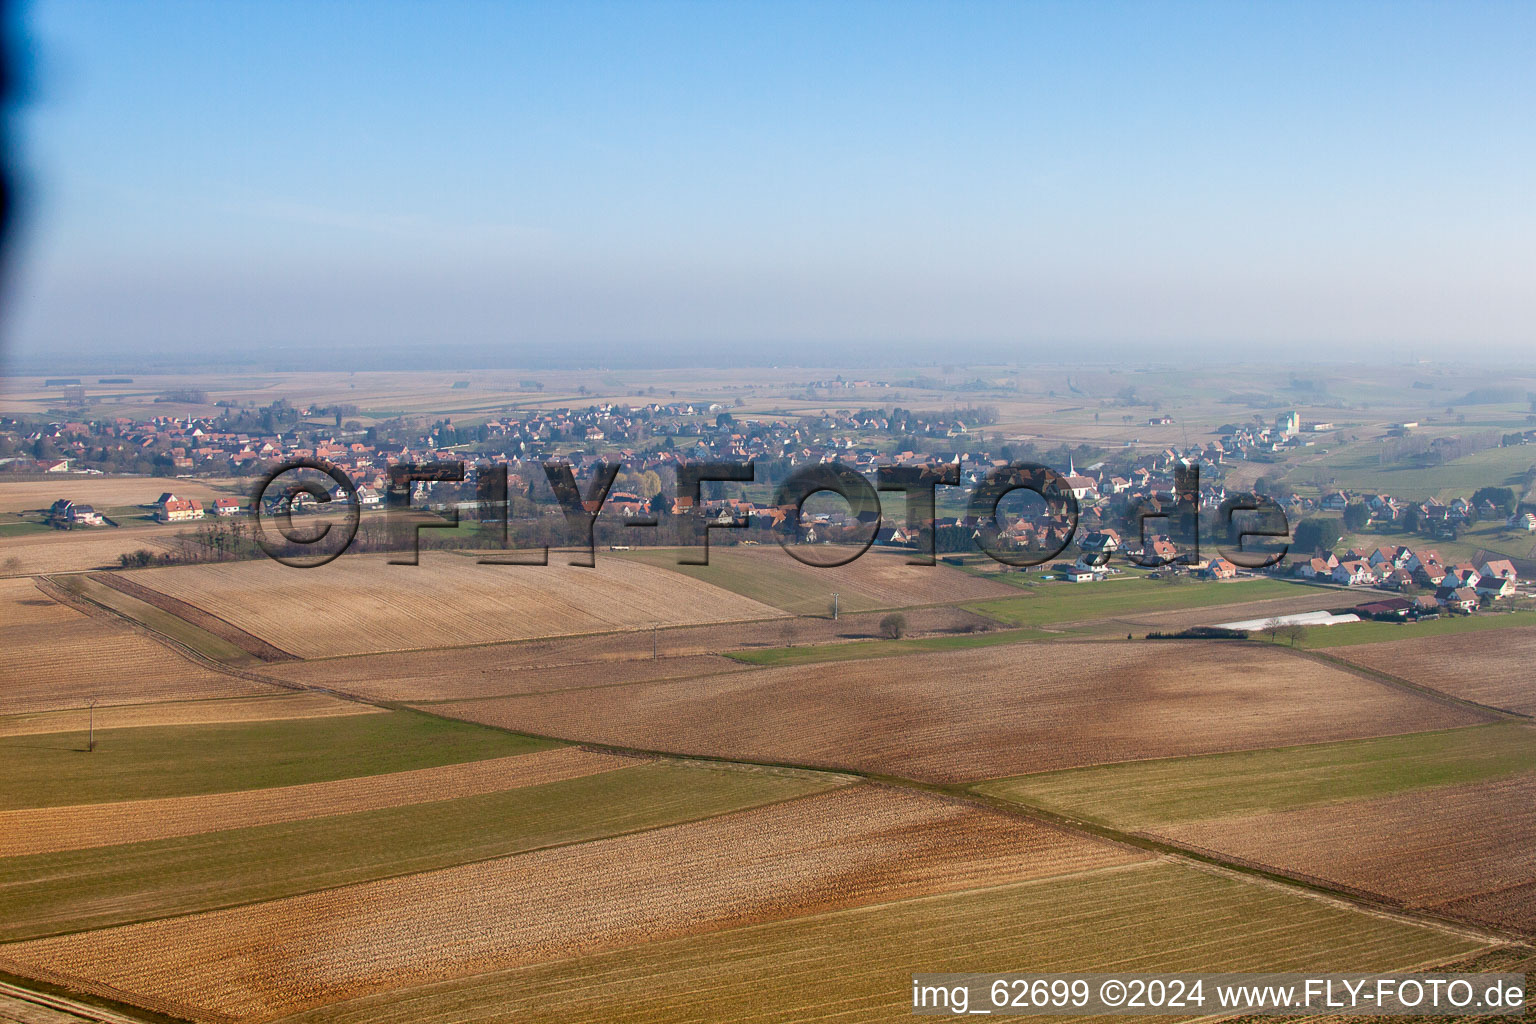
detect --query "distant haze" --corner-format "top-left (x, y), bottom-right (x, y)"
top-left (2, 1), bottom-right (1534, 371)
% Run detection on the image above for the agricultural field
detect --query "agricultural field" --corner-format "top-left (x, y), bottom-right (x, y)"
top-left (983, 723), bottom-right (1536, 935)
top-left (0, 761), bottom-right (840, 942)
top-left (1283, 442), bottom-right (1536, 501)
top-left (0, 692), bottom-right (377, 739)
top-left (0, 786), bottom-right (1147, 1021)
top-left (251, 604), bottom-right (1002, 701)
top-left (1292, 610), bottom-right (1536, 650)
top-left (0, 523), bottom-right (188, 575)
top-left (0, 477), bottom-right (239, 515)
top-left (977, 723), bottom-right (1535, 829)
top-left (617, 545), bottom-right (1019, 615)
top-left (429, 641), bottom-right (1490, 782)
top-left (4, 366), bottom-right (1535, 1022)
top-left (1327, 628), bottom-right (1536, 715)
top-left (964, 576), bottom-right (1310, 629)
top-left (125, 553), bottom-right (787, 657)
top-left (1165, 773), bottom-right (1536, 934)
top-left (48, 573), bottom-right (269, 666)
top-left (0, 710), bottom-right (552, 810)
top-left (272, 864), bottom-right (1483, 1024)
top-left (263, 650), bottom-right (751, 703)
top-left (0, 577), bottom-right (272, 714)
top-left (0, 746), bottom-right (627, 857)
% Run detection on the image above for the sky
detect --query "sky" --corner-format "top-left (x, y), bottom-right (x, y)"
top-left (2, 0), bottom-right (1534, 370)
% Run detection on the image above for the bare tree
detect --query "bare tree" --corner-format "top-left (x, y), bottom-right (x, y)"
top-left (880, 613), bottom-right (908, 640)
top-left (1262, 617), bottom-right (1284, 643)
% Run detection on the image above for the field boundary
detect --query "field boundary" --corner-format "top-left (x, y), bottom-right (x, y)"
top-left (1282, 644), bottom-right (1533, 721)
top-left (0, 967), bottom-right (213, 1024)
top-left (86, 572), bottom-right (297, 663)
top-left (0, 978), bottom-right (170, 1024)
top-left (30, 575), bottom-right (324, 700)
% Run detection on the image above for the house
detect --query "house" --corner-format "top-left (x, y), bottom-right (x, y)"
top-left (1295, 556), bottom-right (1335, 580)
top-left (1365, 545), bottom-right (1410, 570)
top-left (1442, 565), bottom-right (1482, 591)
top-left (1435, 586), bottom-right (1479, 612)
top-left (50, 498), bottom-right (103, 526)
top-left (67, 503), bottom-right (102, 526)
top-left (1412, 595), bottom-right (1441, 617)
top-left (1412, 562), bottom-right (1447, 588)
top-left (1509, 512), bottom-right (1536, 532)
top-left (1201, 557), bottom-right (1238, 580)
top-left (1476, 575), bottom-right (1517, 600)
top-left (157, 494), bottom-right (204, 522)
top-left (1321, 491), bottom-right (1350, 511)
top-left (1332, 560), bottom-right (1377, 586)
top-left (1381, 568), bottom-right (1415, 591)
top-left (213, 497), bottom-right (242, 516)
top-left (1478, 559), bottom-right (1518, 584)
top-left (1079, 530), bottom-right (1121, 556)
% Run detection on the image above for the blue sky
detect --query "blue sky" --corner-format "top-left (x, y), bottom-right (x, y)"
top-left (4, 0), bottom-right (1534, 368)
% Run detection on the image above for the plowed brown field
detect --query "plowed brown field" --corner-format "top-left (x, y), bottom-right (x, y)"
top-left (427, 641), bottom-right (1490, 782)
top-left (0, 526), bottom-right (185, 575)
top-left (0, 579), bottom-right (272, 714)
top-left (0, 692), bottom-right (376, 738)
top-left (0, 786), bottom-right (1142, 1022)
top-left (261, 652), bottom-right (750, 703)
top-left (1331, 628), bottom-right (1536, 715)
top-left (0, 747), bottom-right (628, 856)
top-left (1163, 772), bottom-right (1536, 934)
top-left (128, 554), bottom-right (787, 657)
top-left (619, 545), bottom-right (1019, 614)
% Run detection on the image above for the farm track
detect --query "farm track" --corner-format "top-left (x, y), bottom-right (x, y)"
top-left (0, 979), bottom-right (156, 1024)
top-left (85, 574), bottom-right (298, 663)
top-left (29, 576), bottom-right (317, 699)
top-left (1287, 644), bottom-right (1533, 721)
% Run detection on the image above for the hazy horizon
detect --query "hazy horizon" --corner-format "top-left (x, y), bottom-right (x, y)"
top-left (2, 1), bottom-right (1534, 369)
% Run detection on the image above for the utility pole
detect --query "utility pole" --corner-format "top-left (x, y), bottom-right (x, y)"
top-left (832, 592), bottom-right (839, 621)
top-left (87, 697), bottom-right (97, 753)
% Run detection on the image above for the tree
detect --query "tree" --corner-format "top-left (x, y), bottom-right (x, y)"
top-left (1342, 502), bottom-right (1371, 531)
top-left (879, 613), bottom-right (907, 640)
top-left (1472, 486), bottom-right (1517, 518)
top-left (1262, 617), bottom-right (1284, 643)
top-left (1282, 624), bottom-right (1306, 646)
top-left (1293, 517), bottom-right (1344, 553)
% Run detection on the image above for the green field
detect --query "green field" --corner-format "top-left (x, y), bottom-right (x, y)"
top-left (0, 762), bottom-right (838, 940)
top-left (975, 723), bottom-right (1536, 829)
top-left (966, 577), bottom-right (1302, 628)
top-left (0, 711), bottom-right (554, 810)
top-left (1293, 609), bottom-right (1536, 649)
top-left (279, 863), bottom-right (1483, 1024)
top-left (725, 627), bottom-right (1055, 667)
top-left (1286, 442), bottom-right (1536, 500)
top-left (51, 573), bottom-right (257, 666)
